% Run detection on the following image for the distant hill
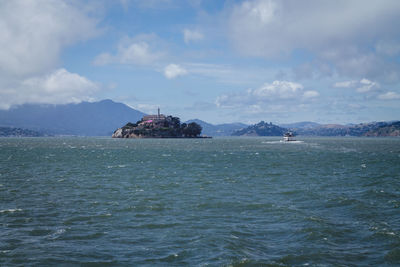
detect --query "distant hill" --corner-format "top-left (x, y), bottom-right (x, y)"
top-left (186, 119), bottom-right (247, 136)
top-left (231, 121), bottom-right (287, 136)
top-left (0, 127), bottom-right (46, 137)
top-left (297, 121), bottom-right (390, 136)
top-left (230, 120), bottom-right (400, 137)
top-left (0, 100), bottom-right (146, 136)
top-left (279, 121), bottom-right (321, 129)
top-left (364, 121), bottom-right (400, 136)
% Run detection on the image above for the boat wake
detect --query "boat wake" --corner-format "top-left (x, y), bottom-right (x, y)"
top-left (262, 140), bottom-right (305, 144)
top-left (280, 140), bottom-right (304, 144)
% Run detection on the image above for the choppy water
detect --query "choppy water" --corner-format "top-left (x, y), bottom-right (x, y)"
top-left (1, 137), bottom-right (400, 266)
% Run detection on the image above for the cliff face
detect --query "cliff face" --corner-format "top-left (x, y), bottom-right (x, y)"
top-left (112, 116), bottom-right (203, 138)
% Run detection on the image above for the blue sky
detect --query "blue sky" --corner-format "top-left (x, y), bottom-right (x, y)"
top-left (1, 0), bottom-right (400, 124)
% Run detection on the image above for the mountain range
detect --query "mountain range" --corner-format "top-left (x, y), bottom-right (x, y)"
top-left (278, 121), bottom-right (321, 129)
top-left (0, 127), bottom-right (46, 137)
top-left (0, 100), bottom-right (145, 136)
top-left (0, 100), bottom-right (398, 137)
top-left (235, 120), bottom-right (400, 137)
top-left (0, 100), bottom-right (246, 137)
top-left (185, 119), bottom-right (247, 137)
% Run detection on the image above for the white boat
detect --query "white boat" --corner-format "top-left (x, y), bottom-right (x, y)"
top-left (283, 131), bottom-right (296, 141)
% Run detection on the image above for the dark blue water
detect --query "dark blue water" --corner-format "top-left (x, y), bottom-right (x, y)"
top-left (1, 137), bottom-right (400, 266)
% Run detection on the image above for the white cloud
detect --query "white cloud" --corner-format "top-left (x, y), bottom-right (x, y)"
top-left (333, 78), bottom-right (379, 93)
top-left (94, 35), bottom-right (164, 66)
top-left (252, 81), bottom-right (303, 99)
top-left (303, 90), bottom-right (319, 99)
top-left (0, 69), bottom-right (100, 109)
top-left (183, 29), bottom-right (204, 44)
top-left (227, 0), bottom-right (400, 80)
top-left (228, 0), bottom-right (400, 57)
top-left (0, 0), bottom-right (100, 77)
top-left (164, 64), bottom-right (188, 79)
top-left (378, 91), bottom-right (400, 100)
top-left (357, 78), bottom-right (379, 93)
top-left (119, 42), bottom-right (160, 65)
top-left (216, 80), bottom-right (318, 108)
top-left (135, 103), bottom-right (160, 114)
top-left (334, 81), bottom-right (358, 88)
top-left (0, 1), bottom-right (101, 109)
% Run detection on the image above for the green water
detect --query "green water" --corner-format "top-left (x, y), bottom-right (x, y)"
top-left (1, 137), bottom-right (400, 266)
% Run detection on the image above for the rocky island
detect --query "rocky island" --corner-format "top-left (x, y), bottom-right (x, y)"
top-left (112, 110), bottom-right (205, 138)
top-left (231, 121), bottom-right (287, 136)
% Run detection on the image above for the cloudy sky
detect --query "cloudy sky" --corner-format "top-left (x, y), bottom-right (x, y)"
top-left (1, 0), bottom-right (400, 124)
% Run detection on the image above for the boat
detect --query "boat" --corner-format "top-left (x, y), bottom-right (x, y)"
top-left (283, 131), bottom-right (296, 141)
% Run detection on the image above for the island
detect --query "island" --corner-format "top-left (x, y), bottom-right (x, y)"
top-left (231, 121), bottom-right (287, 136)
top-left (112, 110), bottom-right (207, 138)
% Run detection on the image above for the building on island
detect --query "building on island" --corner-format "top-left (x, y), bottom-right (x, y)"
top-left (140, 108), bottom-right (166, 126)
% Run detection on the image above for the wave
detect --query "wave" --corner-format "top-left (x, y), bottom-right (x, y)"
top-left (0, 208), bottom-right (22, 213)
top-left (262, 140), bottom-right (305, 144)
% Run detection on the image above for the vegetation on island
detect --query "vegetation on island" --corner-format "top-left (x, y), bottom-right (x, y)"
top-left (112, 115), bottom-right (204, 138)
top-left (232, 121), bottom-right (287, 136)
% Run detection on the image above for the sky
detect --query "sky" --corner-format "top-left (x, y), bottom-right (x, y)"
top-left (1, 0), bottom-right (400, 125)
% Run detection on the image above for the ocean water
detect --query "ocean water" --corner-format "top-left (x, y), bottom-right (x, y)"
top-left (1, 137), bottom-right (399, 266)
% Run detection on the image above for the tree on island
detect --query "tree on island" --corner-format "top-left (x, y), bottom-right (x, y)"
top-left (182, 122), bottom-right (202, 137)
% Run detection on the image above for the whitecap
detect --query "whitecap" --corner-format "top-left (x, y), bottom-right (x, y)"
top-left (48, 228), bottom-right (66, 240)
top-left (262, 140), bottom-right (304, 144)
top-left (281, 140), bottom-right (304, 144)
top-left (0, 208), bottom-right (22, 213)
top-left (262, 141), bottom-right (281, 144)
top-left (56, 228), bottom-right (66, 234)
